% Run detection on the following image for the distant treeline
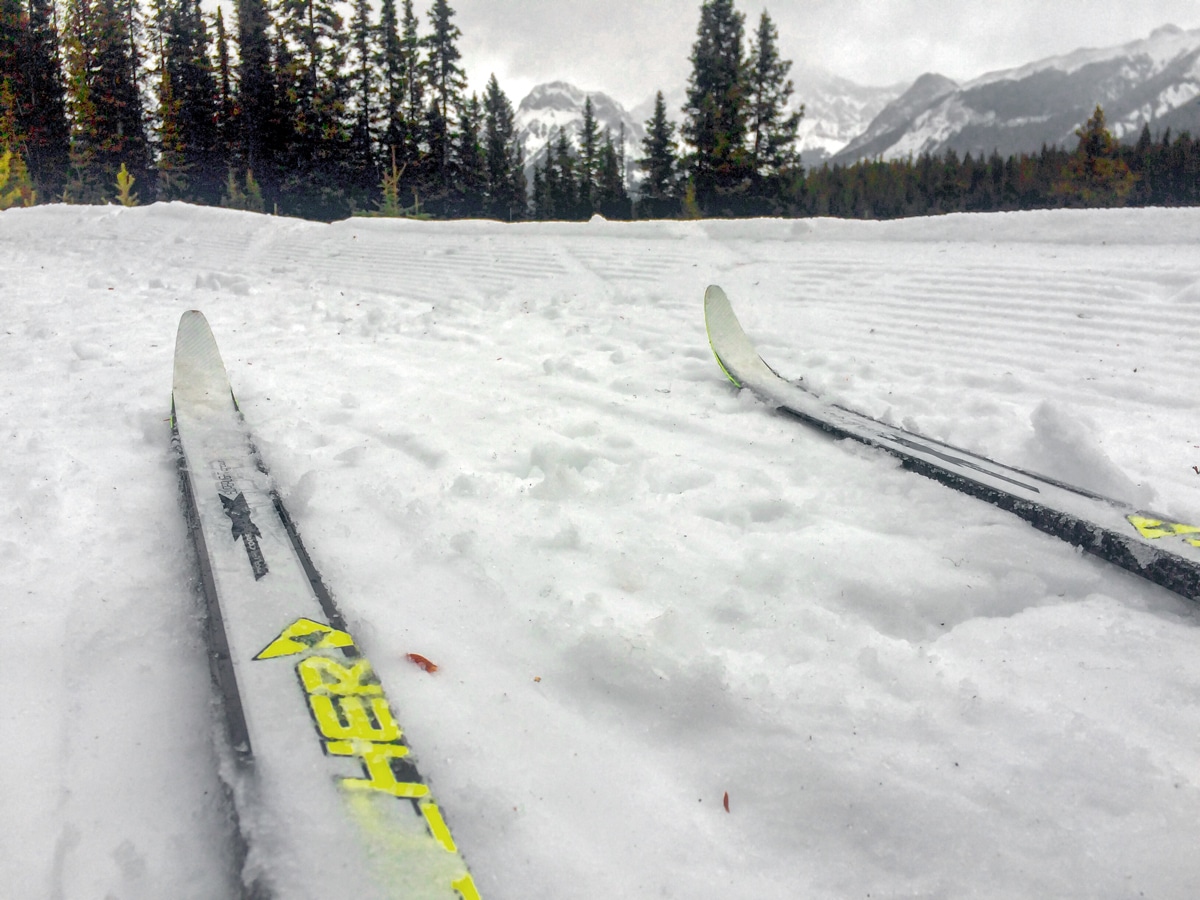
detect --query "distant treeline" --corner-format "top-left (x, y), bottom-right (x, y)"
top-left (1, 0), bottom-right (1197, 220)
top-left (797, 121), bottom-right (1200, 219)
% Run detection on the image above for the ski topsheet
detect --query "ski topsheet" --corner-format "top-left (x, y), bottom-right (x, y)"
top-left (171, 311), bottom-right (480, 900)
top-left (703, 285), bottom-right (1200, 603)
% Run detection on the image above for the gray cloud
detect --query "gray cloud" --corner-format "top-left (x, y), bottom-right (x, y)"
top-left (451, 1), bottom-right (1200, 107)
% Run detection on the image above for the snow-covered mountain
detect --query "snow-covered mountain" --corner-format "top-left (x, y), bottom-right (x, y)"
top-left (833, 24), bottom-right (1200, 164)
top-left (515, 67), bottom-right (900, 189)
top-left (514, 82), bottom-right (645, 188)
top-left (788, 65), bottom-right (906, 165)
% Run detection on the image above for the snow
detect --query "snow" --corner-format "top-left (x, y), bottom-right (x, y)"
top-left (4, 202), bottom-right (1200, 898)
top-left (968, 24), bottom-right (1200, 87)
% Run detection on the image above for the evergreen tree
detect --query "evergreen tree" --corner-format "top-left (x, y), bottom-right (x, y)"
top-left (378, 0), bottom-right (403, 153)
top-left (63, 0), bottom-right (152, 202)
top-left (638, 89), bottom-right (679, 216)
top-left (482, 73), bottom-right (524, 220)
top-left (578, 94), bottom-right (599, 211)
top-left (1, 0), bottom-right (70, 196)
top-left (682, 0), bottom-right (749, 212)
top-left (594, 128), bottom-right (629, 218)
top-left (400, 0), bottom-right (422, 136)
top-left (276, 0), bottom-right (353, 217)
top-left (213, 9), bottom-right (233, 147)
top-left (234, 0), bottom-right (276, 195)
top-left (156, 0), bottom-right (223, 203)
top-left (744, 10), bottom-right (800, 204)
top-left (421, 0), bottom-right (464, 190)
top-left (1053, 105), bottom-right (1137, 206)
top-left (347, 0), bottom-right (379, 196)
top-left (0, 81), bottom-right (35, 205)
top-left (531, 143), bottom-right (550, 218)
top-left (449, 91), bottom-right (484, 214)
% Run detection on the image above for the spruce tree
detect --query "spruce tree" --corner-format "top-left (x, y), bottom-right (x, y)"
top-left (1, 0), bottom-right (69, 196)
top-left (234, 0), bottom-right (276, 196)
top-left (156, 0), bottom-right (223, 203)
top-left (482, 73), bottom-right (523, 220)
top-left (682, 0), bottom-right (749, 212)
top-left (63, 0), bottom-right (152, 202)
top-left (400, 0), bottom-right (422, 142)
top-left (213, 9), bottom-right (235, 162)
top-left (347, 0), bottom-right (379, 196)
top-left (450, 91), bottom-right (484, 215)
top-left (276, 0), bottom-right (353, 217)
top-left (0, 80), bottom-right (36, 206)
top-left (1053, 105), bottom-right (1137, 207)
top-left (578, 95), bottom-right (599, 211)
top-left (594, 128), bottom-right (628, 218)
top-left (638, 90), bottom-right (679, 215)
top-left (378, 0), bottom-right (403, 154)
top-left (531, 143), bottom-right (551, 218)
top-left (552, 128), bottom-right (580, 218)
top-left (421, 0), bottom-right (465, 191)
top-left (744, 9), bottom-right (800, 203)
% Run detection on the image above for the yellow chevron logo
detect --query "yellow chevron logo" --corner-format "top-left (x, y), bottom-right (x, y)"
top-left (253, 617), bottom-right (355, 659)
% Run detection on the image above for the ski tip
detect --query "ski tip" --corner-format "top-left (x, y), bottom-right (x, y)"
top-left (703, 285), bottom-right (744, 388)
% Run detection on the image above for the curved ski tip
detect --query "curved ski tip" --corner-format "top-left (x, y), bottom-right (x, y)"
top-left (704, 284), bottom-right (728, 304)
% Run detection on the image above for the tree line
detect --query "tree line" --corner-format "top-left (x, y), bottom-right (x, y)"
top-left (1, 0), bottom-right (1197, 220)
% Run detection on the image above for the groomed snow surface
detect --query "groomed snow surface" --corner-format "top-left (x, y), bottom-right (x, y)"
top-left (4, 204), bottom-right (1200, 899)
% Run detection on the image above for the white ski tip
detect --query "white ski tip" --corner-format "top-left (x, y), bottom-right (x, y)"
top-left (704, 285), bottom-right (778, 390)
top-left (173, 310), bottom-right (234, 412)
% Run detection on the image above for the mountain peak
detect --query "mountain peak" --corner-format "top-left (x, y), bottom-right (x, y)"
top-left (833, 25), bottom-right (1200, 164)
top-left (514, 81), bottom-right (645, 187)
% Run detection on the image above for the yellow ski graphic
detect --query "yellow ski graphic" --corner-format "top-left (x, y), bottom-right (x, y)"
top-left (1128, 515), bottom-right (1200, 547)
top-left (254, 616), bottom-right (356, 659)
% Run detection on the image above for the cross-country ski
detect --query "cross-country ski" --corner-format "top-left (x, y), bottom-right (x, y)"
top-left (172, 310), bottom-right (479, 899)
top-left (704, 284), bottom-right (1200, 602)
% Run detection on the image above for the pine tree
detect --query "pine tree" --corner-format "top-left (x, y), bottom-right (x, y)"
top-left (682, 0), bottom-right (749, 213)
top-left (156, 0), bottom-right (223, 203)
top-left (531, 145), bottom-right (549, 218)
top-left (1053, 105), bottom-right (1137, 207)
top-left (276, 0), bottom-right (353, 217)
top-left (482, 73), bottom-right (524, 220)
top-left (63, 0), bottom-right (152, 202)
top-left (400, 0), bottom-right (422, 137)
top-left (0, 81), bottom-right (35, 206)
top-left (450, 91), bottom-right (484, 215)
top-left (744, 9), bottom-right (801, 204)
top-left (378, 0), bottom-right (404, 154)
top-left (1, 0), bottom-right (70, 196)
top-left (578, 95), bottom-right (599, 211)
top-left (421, 0), bottom-right (464, 191)
top-left (346, 0), bottom-right (378, 195)
top-left (638, 90), bottom-right (679, 215)
top-left (234, 0), bottom-right (276, 196)
top-left (594, 128), bottom-right (629, 218)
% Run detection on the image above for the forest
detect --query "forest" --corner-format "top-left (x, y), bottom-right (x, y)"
top-left (1, 0), bottom-right (1198, 220)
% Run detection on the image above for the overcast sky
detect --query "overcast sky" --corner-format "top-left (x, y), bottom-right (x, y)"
top-left (452, 1), bottom-right (1200, 108)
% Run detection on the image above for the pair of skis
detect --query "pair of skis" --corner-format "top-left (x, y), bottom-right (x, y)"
top-left (172, 287), bottom-right (1199, 895)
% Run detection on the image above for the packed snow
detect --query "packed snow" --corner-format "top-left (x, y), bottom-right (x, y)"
top-left (4, 203), bottom-right (1200, 899)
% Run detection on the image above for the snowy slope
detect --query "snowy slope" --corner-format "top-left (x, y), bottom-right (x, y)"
top-left (4, 203), bottom-right (1200, 899)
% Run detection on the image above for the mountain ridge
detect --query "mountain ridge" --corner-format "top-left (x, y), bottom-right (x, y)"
top-left (511, 24), bottom-right (1200, 182)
